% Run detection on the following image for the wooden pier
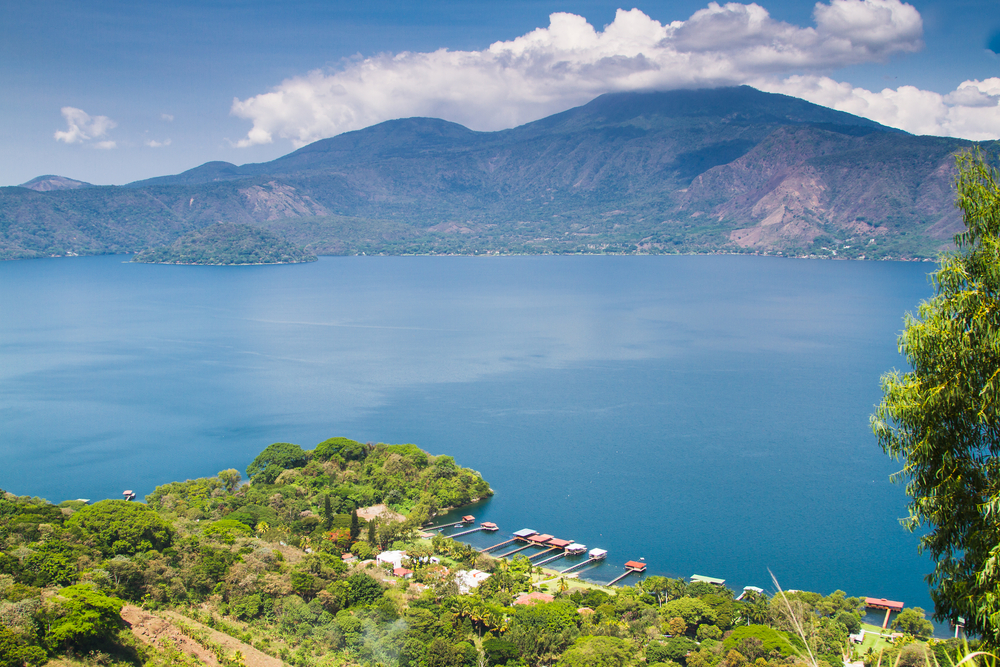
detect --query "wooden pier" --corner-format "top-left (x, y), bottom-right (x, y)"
top-left (607, 561), bottom-right (647, 586)
top-left (497, 543), bottom-right (536, 558)
top-left (428, 518), bottom-right (474, 532)
top-left (529, 546), bottom-right (558, 560)
top-left (535, 551), bottom-right (569, 566)
top-left (561, 549), bottom-right (608, 574)
top-left (561, 557), bottom-right (600, 574)
top-left (480, 538), bottom-right (517, 553)
top-left (449, 522), bottom-right (498, 538)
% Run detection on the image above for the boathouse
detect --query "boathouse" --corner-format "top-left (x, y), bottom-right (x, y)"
top-left (624, 560), bottom-right (647, 572)
top-left (566, 543), bottom-right (586, 554)
top-left (690, 574), bottom-right (726, 586)
top-left (513, 529), bottom-right (538, 539)
top-left (528, 533), bottom-right (554, 544)
top-left (865, 597), bottom-right (904, 629)
top-left (548, 538), bottom-right (571, 549)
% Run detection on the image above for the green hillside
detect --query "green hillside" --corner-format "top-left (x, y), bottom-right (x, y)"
top-left (1, 87), bottom-right (988, 261)
top-left (132, 222), bottom-right (316, 265)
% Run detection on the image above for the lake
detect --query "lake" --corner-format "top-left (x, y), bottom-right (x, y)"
top-left (0, 254), bottom-right (937, 622)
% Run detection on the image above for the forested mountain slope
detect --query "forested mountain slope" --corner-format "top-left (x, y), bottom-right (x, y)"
top-left (2, 87), bottom-right (982, 260)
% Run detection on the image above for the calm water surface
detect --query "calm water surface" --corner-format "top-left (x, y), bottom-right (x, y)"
top-left (0, 255), bottom-right (936, 619)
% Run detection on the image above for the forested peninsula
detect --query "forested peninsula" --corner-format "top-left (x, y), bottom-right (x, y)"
top-left (0, 437), bottom-right (955, 667)
top-left (131, 223), bottom-right (316, 265)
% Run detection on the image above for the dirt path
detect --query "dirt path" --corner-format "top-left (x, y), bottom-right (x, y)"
top-left (122, 605), bottom-right (286, 667)
top-left (121, 605), bottom-right (218, 665)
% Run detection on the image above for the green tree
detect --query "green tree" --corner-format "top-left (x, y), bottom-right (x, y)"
top-left (0, 625), bottom-right (46, 667)
top-left (40, 584), bottom-right (125, 651)
top-left (872, 149), bottom-right (1000, 644)
top-left (557, 636), bottom-right (633, 667)
top-left (67, 500), bottom-right (174, 556)
top-left (350, 509), bottom-right (360, 540)
top-left (245, 442), bottom-right (308, 482)
top-left (217, 469), bottom-right (241, 492)
top-left (891, 608), bottom-right (934, 639)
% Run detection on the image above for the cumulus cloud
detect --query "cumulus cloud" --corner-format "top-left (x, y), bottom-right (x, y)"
top-left (228, 0), bottom-right (998, 145)
top-left (231, 0), bottom-right (927, 148)
top-left (54, 107), bottom-right (117, 146)
top-left (757, 76), bottom-right (1000, 139)
top-left (145, 138), bottom-right (172, 148)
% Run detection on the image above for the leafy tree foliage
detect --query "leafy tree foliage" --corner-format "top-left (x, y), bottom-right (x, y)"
top-left (0, 624), bottom-right (45, 667)
top-left (557, 635), bottom-right (632, 667)
top-left (892, 607), bottom-right (935, 639)
top-left (872, 149), bottom-right (1000, 643)
top-left (246, 442), bottom-right (309, 483)
top-left (67, 500), bottom-right (174, 556)
top-left (132, 222), bottom-right (317, 265)
top-left (40, 584), bottom-right (125, 651)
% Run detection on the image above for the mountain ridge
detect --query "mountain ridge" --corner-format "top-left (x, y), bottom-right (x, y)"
top-left (1, 86), bottom-right (982, 261)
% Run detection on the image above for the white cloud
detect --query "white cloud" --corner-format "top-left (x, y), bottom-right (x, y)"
top-left (161, 113), bottom-right (175, 122)
top-left (231, 0), bottom-right (927, 148)
top-left (145, 139), bottom-right (172, 148)
top-left (757, 76), bottom-right (1000, 140)
top-left (54, 107), bottom-right (117, 146)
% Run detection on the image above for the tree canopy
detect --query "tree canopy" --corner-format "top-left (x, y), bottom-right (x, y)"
top-left (66, 499), bottom-right (174, 556)
top-left (246, 442), bottom-right (309, 483)
top-left (872, 149), bottom-right (1000, 643)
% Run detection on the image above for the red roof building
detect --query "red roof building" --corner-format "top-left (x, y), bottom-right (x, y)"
top-left (624, 561), bottom-right (647, 571)
top-left (865, 598), bottom-right (904, 611)
top-left (548, 538), bottom-right (571, 548)
top-left (515, 591), bottom-right (555, 605)
top-left (528, 534), bottom-right (554, 544)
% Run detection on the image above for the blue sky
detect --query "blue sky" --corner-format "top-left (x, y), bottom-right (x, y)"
top-left (2, 0), bottom-right (998, 187)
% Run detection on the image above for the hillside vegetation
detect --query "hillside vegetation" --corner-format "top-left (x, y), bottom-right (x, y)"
top-left (2, 87), bottom-right (989, 261)
top-left (132, 223), bottom-right (316, 265)
top-left (0, 437), bottom-right (963, 667)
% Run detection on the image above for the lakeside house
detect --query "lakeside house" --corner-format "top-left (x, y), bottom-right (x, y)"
top-left (455, 569), bottom-right (491, 594)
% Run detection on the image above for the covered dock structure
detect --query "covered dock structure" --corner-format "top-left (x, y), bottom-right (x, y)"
top-left (607, 560), bottom-right (647, 586)
top-left (865, 597), bottom-right (904, 629)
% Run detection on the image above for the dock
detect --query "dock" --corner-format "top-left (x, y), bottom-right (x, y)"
top-left (497, 542), bottom-right (536, 557)
top-left (534, 551), bottom-right (569, 566)
top-left (865, 597), bottom-right (904, 629)
top-left (427, 516), bottom-right (475, 532)
top-left (607, 560), bottom-right (647, 586)
top-left (480, 537), bottom-right (517, 553)
top-left (449, 522), bottom-right (499, 538)
top-left (561, 548), bottom-right (608, 574)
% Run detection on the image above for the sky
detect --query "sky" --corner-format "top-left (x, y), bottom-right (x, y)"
top-left (2, 0), bottom-right (999, 187)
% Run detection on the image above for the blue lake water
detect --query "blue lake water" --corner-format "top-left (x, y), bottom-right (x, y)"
top-left (0, 254), bottom-right (937, 623)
